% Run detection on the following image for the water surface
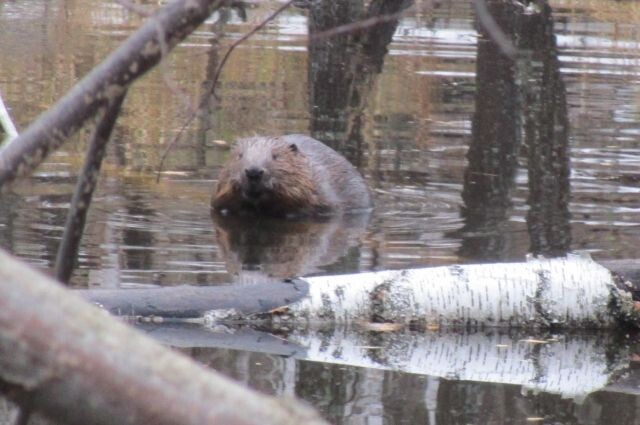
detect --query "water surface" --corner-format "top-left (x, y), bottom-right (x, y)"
top-left (1, 0), bottom-right (640, 423)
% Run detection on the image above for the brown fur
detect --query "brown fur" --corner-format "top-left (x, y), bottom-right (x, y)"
top-left (212, 135), bottom-right (372, 217)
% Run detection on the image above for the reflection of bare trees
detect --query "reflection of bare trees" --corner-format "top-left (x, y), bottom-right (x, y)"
top-left (308, 0), bottom-right (412, 164)
top-left (519, 3), bottom-right (571, 257)
top-left (459, 2), bottom-right (522, 261)
top-left (459, 0), bottom-right (570, 260)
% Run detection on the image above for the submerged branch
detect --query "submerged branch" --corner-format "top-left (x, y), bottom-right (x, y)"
top-left (82, 279), bottom-right (309, 318)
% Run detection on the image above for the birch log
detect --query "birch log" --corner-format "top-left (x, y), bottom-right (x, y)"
top-left (274, 254), bottom-right (638, 329)
top-left (0, 248), bottom-right (327, 425)
top-left (79, 255), bottom-right (638, 329)
top-left (84, 254), bottom-right (637, 329)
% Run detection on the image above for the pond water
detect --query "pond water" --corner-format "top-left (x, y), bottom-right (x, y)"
top-left (1, 0), bottom-right (640, 423)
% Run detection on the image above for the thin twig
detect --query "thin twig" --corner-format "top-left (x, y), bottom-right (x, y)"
top-left (155, 0), bottom-right (295, 182)
top-left (308, 8), bottom-right (409, 42)
top-left (210, 0), bottom-right (296, 99)
top-left (474, 0), bottom-right (518, 59)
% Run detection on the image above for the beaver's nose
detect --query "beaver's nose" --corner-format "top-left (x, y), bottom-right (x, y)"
top-left (245, 167), bottom-right (264, 181)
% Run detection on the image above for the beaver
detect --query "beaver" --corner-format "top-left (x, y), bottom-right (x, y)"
top-left (211, 134), bottom-right (372, 217)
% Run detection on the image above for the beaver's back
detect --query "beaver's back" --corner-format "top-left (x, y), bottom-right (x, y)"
top-left (280, 134), bottom-right (372, 212)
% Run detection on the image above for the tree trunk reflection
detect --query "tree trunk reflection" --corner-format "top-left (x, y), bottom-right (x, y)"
top-left (460, 0), bottom-right (570, 260)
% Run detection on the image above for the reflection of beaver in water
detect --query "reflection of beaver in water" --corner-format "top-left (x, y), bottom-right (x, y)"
top-left (211, 134), bottom-right (372, 217)
top-left (212, 212), bottom-right (371, 284)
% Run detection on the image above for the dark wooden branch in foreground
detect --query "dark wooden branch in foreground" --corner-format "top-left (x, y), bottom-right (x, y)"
top-left (55, 93), bottom-right (126, 283)
top-left (0, 0), bottom-right (224, 188)
top-left (0, 248), bottom-right (327, 425)
top-left (79, 255), bottom-right (640, 330)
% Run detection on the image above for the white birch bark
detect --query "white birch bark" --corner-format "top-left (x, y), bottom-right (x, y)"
top-left (282, 254), bottom-right (634, 329)
top-left (141, 323), bottom-right (630, 400)
top-left (281, 329), bottom-right (628, 400)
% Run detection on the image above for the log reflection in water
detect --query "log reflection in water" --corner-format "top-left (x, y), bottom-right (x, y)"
top-left (136, 323), bottom-right (635, 400)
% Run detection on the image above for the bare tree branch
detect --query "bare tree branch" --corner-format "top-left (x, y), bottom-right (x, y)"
top-left (0, 0), bottom-right (225, 189)
top-left (55, 92), bottom-right (127, 284)
top-left (474, 0), bottom-right (518, 59)
top-left (308, 7), bottom-right (410, 41)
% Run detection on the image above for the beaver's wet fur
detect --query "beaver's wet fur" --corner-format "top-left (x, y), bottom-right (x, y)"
top-left (212, 134), bottom-right (372, 217)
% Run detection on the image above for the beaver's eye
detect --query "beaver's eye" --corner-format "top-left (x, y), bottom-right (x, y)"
top-left (272, 154), bottom-right (279, 160)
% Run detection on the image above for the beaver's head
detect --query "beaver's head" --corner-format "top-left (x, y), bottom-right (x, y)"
top-left (213, 137), bottom-right (323, 216)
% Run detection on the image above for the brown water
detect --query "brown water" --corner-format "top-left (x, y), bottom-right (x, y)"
top-left (1, 0), bottom-right (640, 423)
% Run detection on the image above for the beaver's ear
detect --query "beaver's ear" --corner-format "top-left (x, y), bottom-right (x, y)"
top-left (288, 143), bottom-right (299, 153)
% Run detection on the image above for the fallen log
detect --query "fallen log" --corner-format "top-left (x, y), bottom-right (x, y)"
top-left (0, 248), bottom-right (327, 425)
top-left (81, 254), bottom-right (640, 330)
